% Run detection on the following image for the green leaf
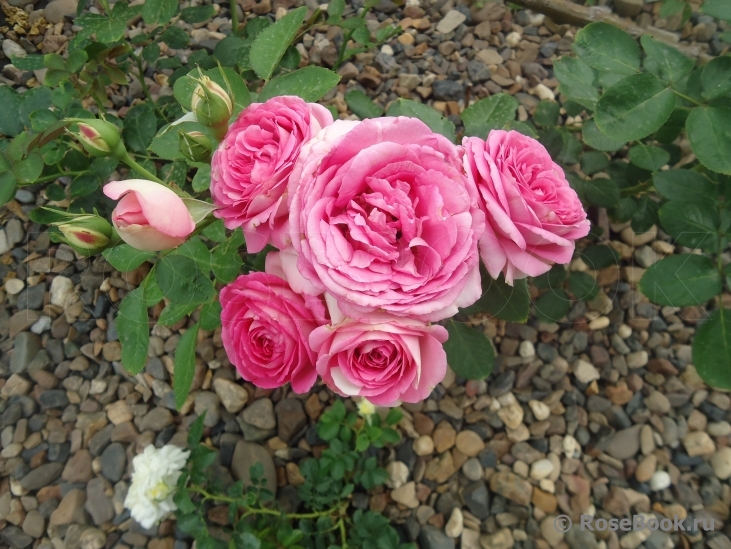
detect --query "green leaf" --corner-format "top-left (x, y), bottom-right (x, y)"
top-left (385, 99), bottom-right (456, 142)
top-left (67, 50), bottom-right (88, 74)
top-left (443, 320), bottom-right (495, 380)
top-left (200, 300), bottom-right (222, 330)
top-left (573, 22), bottom-right (640, 75)
top-left (117, 287), bottom-right (149, 374)
top-left (250, 6), bottom-right (307, 80)
top-left (213, 35), bottom-right (250, 68)
top-left (595, 73), bottom-right (676, 142)
top-left (345, 89), bottom-right (383, 119)
top-left (0, 172), bottom-right (17, 207)
top-left (45, 184), bottom-right (65, 201)
top-left (188, 412), bottom-right (206, 446)
top-left (554, 57), bottom-right (599, 111)
top-left (628, 143), bottom-right (670, 172)
top-left (640, 34), bottom-right (694, 85)
top-left (462, 275), bottom-right (530, 323)
top-left (533, 100), bottom-right (560, 127)
top-left (259, 66), bottom-right (340, 102)
top-left (158, 302), bottom-right (200, 326)
top-left (160, 26), bottom-right (190, 48)
top-left (580, 151), bottom-right (609, 175)
top-left (11, 55), bottom-right (45, 71)
top-left (211, 231), bottom-right (244, 283)
top-left (103, 244), bottom-right (154, 272)
top-left (123, 102), bottom-right (157, 152)
top-left (181, 5), bottom-right (216, 23)
top-left (69, 173), bottom-right (101, 198)
top-left (142, 43), bottom-right (160, 66)
top-left (701, 0), bottom-right (731, 21)
top-left (702, 56), bottom-right (731, 101)
top-left (585, 178), bottom-right (620, 208)
top-left (654, 108), bottom-right (689, 144)
top-left (461, 93), bottom-right (519, 138)
top-left (631, 195), bottom-right (660, 233)
top-left (143, 0), bottom-right (178, 25)
top-left (581, 119), bottom-right (624, 152)
top-left (318, 421), bottom-right (339, 441)
top-left (535, 288), bottom-right (571, 323)
top-left (568, 271), bottom-right (599, 301)
top-left (694, 308), bottom-right (731, 390)
top-left (156, 255), bottom-right (216, 304)
top-left (174, 322), bottom-right (199, 410)
top-left (659, 199), bottom-right (721, 250)
top-left (653, 169), bottom-right (717, 201)
top-left (12, 153), bottom-right (44, 184)
top-left (686, 107), bottom-right (731, 175)
top-left (0, 87), bottom-right (24, 137)
top-left (639, 254), bottom-right (722, 306)
top-left (192, 165), bottom-right (211, 193)
top-left (19, 87), bottom-right (53, 128)
top-left (385, 408), bottom-right (402, 425)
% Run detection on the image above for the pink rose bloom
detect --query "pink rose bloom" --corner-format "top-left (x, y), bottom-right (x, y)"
top-left (220, 272), bottom-right (324, 393)
top-left (463, 131), bottom-right (590, 284)
top-left (210, 96), bottom-right (333, 253)
top-left (311, 299), bottom-right (448, 407)
top-left (104, 180), bottom-right (195, 252)
top-left (289, 117), bottom-right (485, 322)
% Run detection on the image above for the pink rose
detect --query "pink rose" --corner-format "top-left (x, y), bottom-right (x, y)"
top-left (310, 300), bottom-right (448, 407)
top-left (463, 131), bottom-right (590, 284)
top-left (289, 117), bottom-right (485, 322)
top-left (103, 180), bottom-right (195, 252)
top-left (219, 272), bottom-right (323, 393)
top-left (210, 96), bottom-right (334, 253)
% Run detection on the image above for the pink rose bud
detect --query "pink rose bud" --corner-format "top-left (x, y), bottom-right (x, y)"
top-left (103, 180), bottom-right (196, 252)
top-left (220, 272), bottom-right (326, 393)
top-left (191, 77), bottom-right (233, 138)
top-left (54, 215), bottom-right (114, 256)
top-left (69, 119), bottom-right (125, 158)
top-left (210, 96), bottom-right (333, 253)
top-left (463, 131), bottom-right (591, 284)
top-left (310, 300), bottom-right (448, 407)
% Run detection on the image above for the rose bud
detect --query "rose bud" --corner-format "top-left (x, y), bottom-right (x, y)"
top-left (103, 179), bottom-right (196, 252)
top-left (69, 119), bottom-right (125, 158)
top-left (53, 215), bottom-right (115, 256)
top-left (179, 130), bottom-right (212, 163)
top-left (191, 77), bottom-right (233, 139)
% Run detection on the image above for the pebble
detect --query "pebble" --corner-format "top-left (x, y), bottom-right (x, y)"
top-left (4, 279), bottom-right (24, 295)
top-left (573, 360), bottom-right (600, 383)
top-left (391, 481), bottom-right (419, 508)
top-left (212, 378), bottom-right (248, 413)
top-left (649, 470), bottom-right (672, 491)
top-left (445, 507), bottom-right (463, 538)
top-left (481, 528), bottom-right (514, 549)
top-left (712, 447), bottom-right (731, 479)
top-left (497, 404), bottom-right (524, 430)
top-left (606, 425), bottom-right (642, 460)
top-left (462, 458), bottom-right (483, 481)
top-left (242, 398), bottom-right (276, 430)
top-left (518, 341), bottom-right (535, 358)
top-left (489, 471), bottom-right (532, 506)
top-left (683, 431), bottom-right (716, 456)
top-left (530, 459), bottom-right (554, 480)
top-left (386, 461), bottom-right (409, 489)
top-left (436, 10), bottom-right (467, 34)
top-left (529, 400), bottom-right (551, 421)
top-left (635, 454), bottom-right (657, 482)
top-left (455, 430), bottom-right (484, 457)
top-left (414, 435), bottom-right (435, 456)
top-left (231, 441), bottom-right (277, 495)
top-left (44, 0), bottom-right (78, 23)
top-left (588, 316), bottom-right (610, 330)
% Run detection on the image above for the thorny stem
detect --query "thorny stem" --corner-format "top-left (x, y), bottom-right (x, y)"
top-left (120, 151), bottom-right (166, 185)
top-left (35, 171), bottom-right (86, 183)
top-left (132, 54), bottom-right (169, 123)
top-left (339, 518), bottom-right (348, 549)
top-left (620, 181), bottom-right (653, 197)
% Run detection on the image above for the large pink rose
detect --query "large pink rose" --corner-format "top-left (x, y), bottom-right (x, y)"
top-left (210, 96), bottom-right (334, 253)
top-left (103, 180), bottom-right (195, 252)
top-left (289, 117), bottom-right (485, 322)
top-left (310, 300), bottom-right (448, 407)
top-left (220, 272), bottom-right (324, 393)
top-left (463, 131), bottom-right (590, 284)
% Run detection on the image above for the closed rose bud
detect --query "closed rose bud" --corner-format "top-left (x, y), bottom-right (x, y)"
top-left (70, 119), bottom-right (126, 158)
top-left (179, 130), bottom-right (212, 163)
top-left (191, 77), bottom-right (233, 138)
top-left (54, 215), bottom-right (115, 256)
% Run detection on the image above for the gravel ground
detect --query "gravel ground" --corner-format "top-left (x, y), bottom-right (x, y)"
top-left (2, 1), bottom-right (731, 549)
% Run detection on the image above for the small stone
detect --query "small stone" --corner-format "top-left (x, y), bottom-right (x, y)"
top-left (44, 0), bottom-right (78, 23)
top-left (138, 408), bottom-right (173, 431)
top-left (49, 489), bottom-right (86, 525)
top-left (100, 442), bottom-right (126, 483)
top-left (588, 316), bottom-right (610, 330)
top-left (649, 470), bottom-right (671, 491)
top-left (519, 341), bottom-right (535, 358)
top-left (463, 481), bottom-right (490, 519)
top-left (50, 276), bottom-right (78, 309)
top-left (5, 279), bottom-right (24, 295)
top-left (433, 80), bottom-right (464, 102)
top-left (462, 458), bottom-right (483, 481)
top-left (606, 424), bottom-right (642, 460)
top-left (480, 528), bottom-right (514, 549)
top-left (62, 450), bottom-right (93, 483)
top-left (476, 48), bottom-right (503, 66)
top-left (712, 447), bottom-right (731, 479)
top-left (195, 392), bottom-right (221, 428)
top-left (213, 378), bottom-right (248, 414)
top-left (275, 399), bottom-right (306, 443)
top-left (529, 400), bottom-right (550, 421)
top-left (436, 10), bottom-right (467, 34)
top-left (541, 516), bottom-right (564, 547)
top-left (414, 435), bottom-right (435, 456)
top-left (433, 422), bottom-right (457, 453)
top-left (21, 510), bottom-right (44, 538)
top-left (79, 528), bottom-right (106, 549)
top-left (3, 39), bottom-right (26, 59)
top-left (621, 225), bottom-right (657, 247)
top-left (391, 481), bottom-right (419, 508)
top-left (644, 391), bottom-right (671, 414)
top-left (242, 398), bottom-right (276, 430)
top-left (21, 463), bottom-right (63, 490)
top-left (573, 360), bottom-right (600, 383)
top-left (231, 441), bottom-right (277, 496)
top-left (635, 454), bottom-right (657, 483)
top-left (627, 351), bottom-right (649, 368)
top-left (456, 431), bottom-right (485, 457)
top-left (489, 471), bottom-right (532, 506)
top-left (419, 525), bottom-right (453, 549)
top-left (530, 458), bottom-right (554, 480)
top-left (386, 461), bottom-right (409, 489)
top-left (445, 507), bottom-right (463, 538)
top-left (614, 0), bottom-right (643, 17)
top-left (533, 83), bottom-right (554, 101)
top-left (683, 431), bottom-right (716, 457)
top-left (85, 477), bottom-right (115, 526)
top-left (497, 404), bottom-right (524, 430)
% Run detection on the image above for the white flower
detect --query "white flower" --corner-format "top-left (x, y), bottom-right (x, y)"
top-left (357, 398), bottom-right (376, 421)
top-left (124, 444), bottom-right (190, 529)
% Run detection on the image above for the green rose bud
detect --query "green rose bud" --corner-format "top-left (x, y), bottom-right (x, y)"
top-left (191, 77), bottom-right (233, 139)
top-left (54, 214), bottom-right (116, 256)
top-left (69, 119), bottom-right (126, 159)
top-left (179, 130), bottom-right (213, 163)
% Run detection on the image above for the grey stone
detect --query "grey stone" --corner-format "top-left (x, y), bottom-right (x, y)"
top-left (467, 60), bottom-right (491, 82)
top-left (242, 398), bottom-right (276, 430)
top-left (10, 333), bottom-right (41, 374)
top-left (275, 399), bottom-right (306, 443)
top-left (17, 285), bottom-right (44, 311)
top-left (44, 0), bottom-right (78, 24)
top-left (231, 441), bottom-right (277, 496)
top-left (462, 481), bottom-right (490, 519)
top-left (138, 407), bottom-right (173, 431)
top-left (79, 527), bottom-right (106, 549)
top-left (433, 80), bottom-right (464, 101)
top-left (565, 526), bottom-right (598, 549)
top-left (21, 510), bottom-right (44, 538)
top-left (644, 530), bottom-right (672, 549)
top-left (418, 525), bottom-right (453, 549)
top-left (85, 478), bottom-right (115, 526)
top-left (606, 424), bottom-right (642, 460)
top-left (39, 390), bottom-right (69, 409)
top-left (436, 10), bottom-right (467, 34)
top-left (100, 442), bottom-right (126, 482)
top-left (194, 391), bottom-right (221, 427)
top-left (614, 0), bottom-right (643, 17)
top-left (1, 525), bottom-right (33, 549)
top-left (21, 462), bottom-right (63, 490)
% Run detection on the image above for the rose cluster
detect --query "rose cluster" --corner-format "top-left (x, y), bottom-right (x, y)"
top-left (207, 96), bottom-right (590, 406)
